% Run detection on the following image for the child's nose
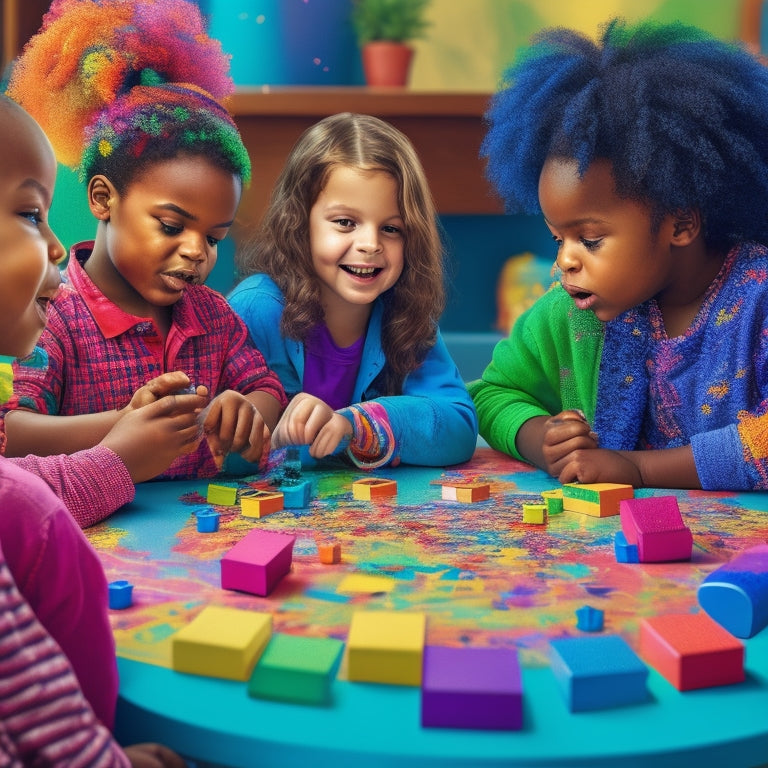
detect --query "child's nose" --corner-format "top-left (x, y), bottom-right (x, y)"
top-left (48, 229), bottom-right (66, 265)
top-left (556, 241), bottom-right (581, 273)
top-left (180, 234), bottom-right (207, 261)
top-left (355, 226), bottom-right (382, 254)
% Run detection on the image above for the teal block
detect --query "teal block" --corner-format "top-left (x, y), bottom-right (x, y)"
top-left (248, 633), bottom-right (344, 706)
top-left (279, 480), bottom-right (312, 509)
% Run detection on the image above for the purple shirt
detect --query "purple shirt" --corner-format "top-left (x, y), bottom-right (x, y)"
top-left (2, 244), bottom-right (287, 479)
top-left (303, 323), bottom-right (364, 411)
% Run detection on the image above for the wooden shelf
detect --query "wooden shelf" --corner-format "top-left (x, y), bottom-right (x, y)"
top-left (228, 87), bottom-right (503, 235)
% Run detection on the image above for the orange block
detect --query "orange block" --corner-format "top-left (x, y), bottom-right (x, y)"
top-left (639, 612), bottom-right (744, 691)
top-left (240, 490), bottom-right (284, 518)
top-left (352, 478), bottom-right (397, 500)
top-left (318, 541), bottom-right (342, 565)
top-left (441, 482), bottom-right (491, 502)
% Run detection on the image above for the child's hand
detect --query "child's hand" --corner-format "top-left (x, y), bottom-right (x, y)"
top-left (271, 393), bottom-right (353, 457)
top-left (102, 390), bottom-right (208, 483)
top-left (540, 409), bottom-right (599, 477)
top-left (554, 448), bottom-right (643, 487)
top-left (123, 742), bottom-right (187, 768)
top-left (123, 371), bottom-right (205, 411)
top-left (201, 390), bottom-right (268, 467)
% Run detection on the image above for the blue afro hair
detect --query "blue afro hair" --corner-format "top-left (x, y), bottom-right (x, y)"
top-left (482, 19), bottom-right (768, 247)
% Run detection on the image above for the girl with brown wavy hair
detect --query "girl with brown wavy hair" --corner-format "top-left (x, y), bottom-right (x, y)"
top-left (230, 112), bottom-right (477, 468)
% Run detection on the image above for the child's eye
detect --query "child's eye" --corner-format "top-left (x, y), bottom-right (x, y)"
top-left (551, 235), bottom-right (563, 250)
top-left (207, 235), bottom-right (221, 247)
top-left (580, 237), bottom-right (602, 251)
top-left (160, 221), bottom-right (182, 236)
top-left (333, 218), bottom-right (355, 229)
top-left (382, 224), bottom-right (402, 236)
top-left (20, 209), bottom-right (43, 226)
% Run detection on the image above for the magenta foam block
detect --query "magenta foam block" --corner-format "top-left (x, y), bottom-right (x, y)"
top-left (421, 645), bottom-right (522, 730)
top-left (698, 544), bottom-right (768, 638)
top-left (221, 528), bottom-right (295, 596)
top-left (619, 496), bottom-right (692, 562)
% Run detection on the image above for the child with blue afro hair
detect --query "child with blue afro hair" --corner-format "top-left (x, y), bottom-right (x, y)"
top-left (470, 18), bottom-right (768, 490)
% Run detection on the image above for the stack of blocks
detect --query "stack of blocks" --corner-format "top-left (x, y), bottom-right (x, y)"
top-left (541, 489), bottom-right (564, 515)
top-left (549, 635), bottom-right (649, 712)
top-left (347, 610), bottom-right (426, 686)
top-left (698, 544), bottom-right (768, 638)
top-left (619, 496), bottom-right (692, 563)
top-left (639, 612), bottom-right (744, 690)
top-left (248, 633), bottom-right (344, 706)
top-left (172, 605), bottom-right (272, 681)
top-left (421, 646), bottom-right (522, 730)
top-left (562, 483), bottom-right (634, 517)
top-left (221, 528), bottom-right (296, 596)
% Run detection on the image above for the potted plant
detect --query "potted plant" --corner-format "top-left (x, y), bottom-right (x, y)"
top-left (351, 0), bottom-right (431, 87)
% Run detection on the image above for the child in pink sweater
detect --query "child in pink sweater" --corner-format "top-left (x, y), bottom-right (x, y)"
top-left (0, 85), bottom-right (183, 767)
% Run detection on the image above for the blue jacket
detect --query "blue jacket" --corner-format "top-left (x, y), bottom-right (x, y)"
top-left (228, 274), bottom-right (478, 467)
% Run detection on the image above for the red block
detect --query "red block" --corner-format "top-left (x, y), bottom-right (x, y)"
top-left (639, 612), bottom-right (744, 691)
top-left (221, 528), bottom-right (295, 596)
top-left (619, 496), bottom-right (692, 562)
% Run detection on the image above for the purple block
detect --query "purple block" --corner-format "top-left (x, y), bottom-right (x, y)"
top-left (221, 528), bottom-right (295, 596)
top-left (421, 645), bottom-right (522, 730)
top-left (698, 544), bottom-right (768, 638)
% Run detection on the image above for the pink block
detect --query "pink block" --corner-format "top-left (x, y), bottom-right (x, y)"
top-left (221, 529), bottom-right (295, 596)
top-left (619, 496), bottom-right (692, 562)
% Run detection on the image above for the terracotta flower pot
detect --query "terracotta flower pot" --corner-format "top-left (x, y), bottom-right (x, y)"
top-left (362, 41), bottom-right (414, 87)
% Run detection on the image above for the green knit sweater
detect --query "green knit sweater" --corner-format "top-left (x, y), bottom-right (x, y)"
top-left (468, 285), bottom-right (604, 461)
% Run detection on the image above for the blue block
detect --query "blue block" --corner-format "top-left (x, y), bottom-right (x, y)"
top-left (576, 605), bottom-right (604, 632)
top-left (549, 635), bottom-right (649, 712)
top-left (698, 544), bottom-right (768, 639)
top-left (195, 506), bottom-right (220, 533)
top-left (279, 480), bottom-right (312, 509)
top-left (614, 530), bottom-right (639, 563)
top-left (108, 580), bottom-right (134, 610)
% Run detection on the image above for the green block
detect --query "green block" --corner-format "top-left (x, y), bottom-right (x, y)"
top-left (248, 633), bottom-right (344, 706)
top-left (207, 483), bottom-right (238, 506)
top-left (563, 485), bottom-right (599, 503)
top-left (546, 496), bottom-right (564, 514)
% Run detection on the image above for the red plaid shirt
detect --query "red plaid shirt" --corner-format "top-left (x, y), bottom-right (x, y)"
top-left (2, 243), bottom-right (286, 479)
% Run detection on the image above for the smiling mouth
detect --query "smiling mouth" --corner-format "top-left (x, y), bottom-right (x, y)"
top-left (341, 265), bottom-right (382, 278)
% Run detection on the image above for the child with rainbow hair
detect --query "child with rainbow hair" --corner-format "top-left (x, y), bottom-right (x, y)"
top-left (2, 0), bottom-right (287, 480)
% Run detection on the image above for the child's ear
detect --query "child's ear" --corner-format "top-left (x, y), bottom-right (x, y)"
top-left (88, 175), bottom-right (117, 220)
top-left (671, 209), bottom-right (701, 245)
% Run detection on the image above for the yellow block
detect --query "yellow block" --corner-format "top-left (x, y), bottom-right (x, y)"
top-left (240, 490), bottom-right (284, 518)
top-left (347, 610), bottom-right (426, 686)
top-left (563, 483), bottom-right (633, 517)
top-left (337, 573), bottom-right (396, 594)
top-left (522, 503), bottom-right (546, 524)
top-left (172, 606), bottom-right (272, 681)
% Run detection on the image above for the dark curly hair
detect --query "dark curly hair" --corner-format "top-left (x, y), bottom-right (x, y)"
top-left (482, 18), bottom-right (768, 248)
top-left (236, 112), bottom-right (445, 395)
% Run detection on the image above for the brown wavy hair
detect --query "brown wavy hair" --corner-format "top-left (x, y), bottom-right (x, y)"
top-left (236, 112), bottom-right (445, 395)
